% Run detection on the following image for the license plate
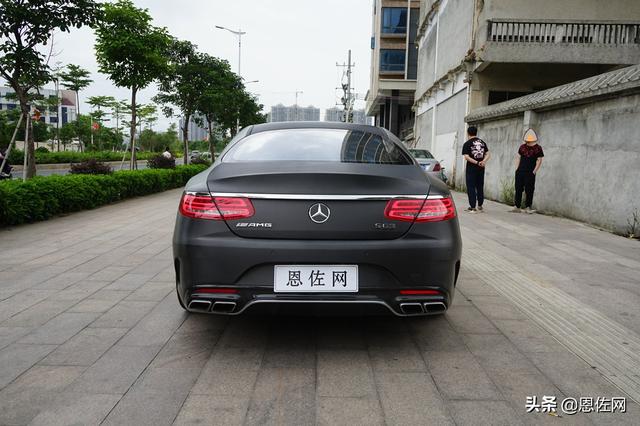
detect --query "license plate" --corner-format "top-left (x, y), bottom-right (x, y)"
top-left (274, 265), bottom-right (358, 293)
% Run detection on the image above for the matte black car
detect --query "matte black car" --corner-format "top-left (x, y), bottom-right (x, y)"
top-left (173, 122), bottom-right (462, 316)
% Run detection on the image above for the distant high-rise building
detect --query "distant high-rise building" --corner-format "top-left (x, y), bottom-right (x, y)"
top-left (179, 114), bottom-right (208, 141)
top-left (269, 104), bottom-right (320, 122)
top-left (324, 107), bottom-right (369, 125)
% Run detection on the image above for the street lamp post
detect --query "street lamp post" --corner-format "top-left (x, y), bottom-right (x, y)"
top-left (215, 25), bottom-right (247, 134)
top-left (215, 25), bottom-right (246, 77)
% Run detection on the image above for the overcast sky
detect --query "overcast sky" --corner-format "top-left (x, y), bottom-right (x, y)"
top-left (19, 0), bottom-right (374, 130)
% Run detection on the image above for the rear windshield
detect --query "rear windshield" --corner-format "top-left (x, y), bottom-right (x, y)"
top-left (409, 149), bottom-right (434, 159)
top-left (223, 129), bottom-right (413, 165)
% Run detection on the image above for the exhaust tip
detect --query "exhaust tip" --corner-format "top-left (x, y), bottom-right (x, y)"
top-left (188, 300), bottom-right (212, 313)
top-left (423, 302), bottom-right (447, 314)
top-left (212, 301), bottom-right (236, 313)
top-left (399, 303), bottom-right (424, 315)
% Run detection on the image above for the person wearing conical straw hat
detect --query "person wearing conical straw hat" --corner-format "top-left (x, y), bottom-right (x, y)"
top-left (511, 128), bottom-right (544, 214)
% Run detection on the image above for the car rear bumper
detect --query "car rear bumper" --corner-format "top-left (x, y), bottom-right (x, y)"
top-left (173, 217), bottom-right (461, 316)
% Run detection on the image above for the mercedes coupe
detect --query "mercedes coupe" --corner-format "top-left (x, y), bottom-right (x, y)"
top-left (173, 122), bottom-right (461, 316)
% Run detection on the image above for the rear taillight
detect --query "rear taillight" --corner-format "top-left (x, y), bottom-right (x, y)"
top-left (179, 194), bottom-right (254, 220)
top-left (212, 197), bottom-right (255, 220)
top-left (432, 163), bottom-right (441, 172)
top-left (384, 197), bottom-right (456, 223)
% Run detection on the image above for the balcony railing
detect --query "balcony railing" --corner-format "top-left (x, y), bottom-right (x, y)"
top-left (488, 20), bottom-right (640, 45)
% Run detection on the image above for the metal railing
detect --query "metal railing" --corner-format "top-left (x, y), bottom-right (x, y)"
top-left (488, 20), bottom-right (640, 45)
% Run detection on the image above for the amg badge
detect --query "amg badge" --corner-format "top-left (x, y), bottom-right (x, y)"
top-left (235, 222), bottom-right (272, 228)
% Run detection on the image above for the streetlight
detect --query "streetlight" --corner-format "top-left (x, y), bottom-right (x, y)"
top-left (215, 25), bottom-right (246, 77)
top-left (215, 25), bottom-right (248, 133)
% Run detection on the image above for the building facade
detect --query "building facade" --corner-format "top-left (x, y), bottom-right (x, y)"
top-left (269, 104), bottom-right (320, 122)
top-left (324, 107), bottom-right (369, 124)
top-left (0, 86), bottom-right (77, 125)
top-left (365, 0), bottom-right (421, 142)
top-left (413, 0), bottom-right (640, 184)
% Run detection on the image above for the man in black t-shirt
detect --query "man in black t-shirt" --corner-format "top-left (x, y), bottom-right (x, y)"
top-left (511, 135), bottom-right (544, 213)
top-left (461, 126), bottom-right (490, 213)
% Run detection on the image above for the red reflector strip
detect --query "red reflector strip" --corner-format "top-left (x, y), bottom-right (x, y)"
top-left (384, 197), bottom-right (456, 223)
top-left (192, 288), bottom-right (238, 294)
top-left (400, 290), bottom-right (441, 295)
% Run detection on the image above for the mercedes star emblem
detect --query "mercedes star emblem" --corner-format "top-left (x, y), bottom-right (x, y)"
top-left (308, 203), bottom-right (331, 224)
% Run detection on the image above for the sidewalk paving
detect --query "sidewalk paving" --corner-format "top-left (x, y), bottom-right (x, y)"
top-left (0, 188), bottom-right (638, 425)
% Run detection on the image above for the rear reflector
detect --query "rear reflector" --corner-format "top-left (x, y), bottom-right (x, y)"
top-left (400, 289), bottom-right (441, 295)
top-left (384, 197), bottom-right (456, 222)
top-left (192, 288), bottom-right (238, 294)
top-left (179, 194), bottom-right (254, 220)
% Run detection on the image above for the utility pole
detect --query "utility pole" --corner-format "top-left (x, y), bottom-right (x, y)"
top-left (336, 50), bottom-right (356, 122)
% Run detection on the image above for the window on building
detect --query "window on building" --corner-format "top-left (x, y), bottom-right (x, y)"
top-left (7, 103), bottom-right (17, 110)
top-left (382, 8), bottom-right (407, 34)
top-left (50, 116), bottom-right (58, 123)
top-left (380, 49), bottom-right (405, 73)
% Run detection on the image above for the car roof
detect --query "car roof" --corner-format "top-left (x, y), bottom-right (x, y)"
top-left (247, 121), bottom-right (386, 137)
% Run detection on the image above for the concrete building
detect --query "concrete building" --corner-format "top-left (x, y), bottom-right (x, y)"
top-left (413, 0), bottom-right (640, 183)
top-left (466, 64), bottom-right (640, 235)
top-left (324, 107), bottom-right (369, 124)
top-left (178, 114), bottom-right (208, 142)
top-left (365, 0), bottom-right (421, 142)
top-left (0, 86), bottom-right (77, 125)
top-left (269, 104), bottom-right (320, 122)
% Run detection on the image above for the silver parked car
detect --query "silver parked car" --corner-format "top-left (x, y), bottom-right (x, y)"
top-left (408, 149), bottom-right (439, 172)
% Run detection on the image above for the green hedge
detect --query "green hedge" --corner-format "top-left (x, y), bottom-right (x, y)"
top-left (0, 164), bottom-right (207, 226)
top-left (7, 149), bottom-right (160, 165)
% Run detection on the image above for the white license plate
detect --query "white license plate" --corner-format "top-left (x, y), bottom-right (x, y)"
top-left (274, 265), bottom-right (358, 293)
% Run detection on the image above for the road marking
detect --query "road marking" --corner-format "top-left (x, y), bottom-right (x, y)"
top-left (463, 239), bottom-right (640, 404)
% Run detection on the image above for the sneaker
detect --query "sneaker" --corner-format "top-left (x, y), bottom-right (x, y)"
top-left (466, 207), bottom-right (477, 213)
top-left (477, 205), bottom-right (484, 212)
top-left (524, 207), bottom-right (537, 214)
top-left (509, 207), bottom-right (521, 213)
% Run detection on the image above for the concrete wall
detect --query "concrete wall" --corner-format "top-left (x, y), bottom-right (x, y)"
top-left (484, 0), bottom-right (640, 21)
top-left (415, 0), bottom-right (473, 98)
top-left (474, 93), bottom-right (640, 234)
top-left (415, 89), bottom-right (468, 182)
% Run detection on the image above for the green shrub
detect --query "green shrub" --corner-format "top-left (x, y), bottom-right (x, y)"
top-left (0, 164), bottom-right (206, 226)
top-left (69, 159), bottom-right (113, 175)
top-left (7, 149), bottom-right (160, 165)
top-left (191, 157), bottom-right (212, 167)
top-left (147, 154), bottom-right (176, 169)
top-left (35, 146), bottom-right (50, 153)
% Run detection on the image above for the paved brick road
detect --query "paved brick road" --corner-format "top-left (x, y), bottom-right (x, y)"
top-left (0, 189), bottom-right (639, 425)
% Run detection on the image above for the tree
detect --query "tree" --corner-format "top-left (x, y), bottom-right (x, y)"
top-left (0, 0), bottom-right (101, 178)
top-left (155, 39), bottom-right (204, 165)
top-left (87, 95), bottom-right (115, 116)
top-left (59, 64), bottom-right (92, 117)
top-left (196, 54), bottom-right (240, 160)
top-left (137, 103), bottom-right (158, 131)
top-left (95, 0), bottom-right (171, 169)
